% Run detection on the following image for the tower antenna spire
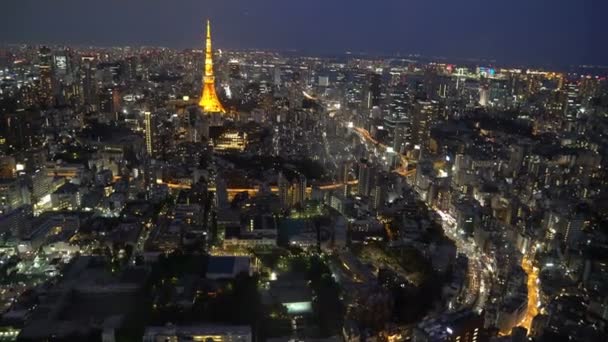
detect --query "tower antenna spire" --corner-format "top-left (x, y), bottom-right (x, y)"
top-left (198, 19), bottom-right (225, 113)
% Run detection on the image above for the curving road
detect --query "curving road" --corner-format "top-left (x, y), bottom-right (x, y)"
top-left (435, 208), bottom-right (494, 312)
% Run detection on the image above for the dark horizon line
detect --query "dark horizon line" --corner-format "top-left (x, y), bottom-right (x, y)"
top-left (2, 40), bottom-right (608, 74)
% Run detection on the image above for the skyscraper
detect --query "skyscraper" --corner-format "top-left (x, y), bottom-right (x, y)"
top-left (479, 84), bottom-right (489, 107)
top-left (99, 87), bottom-right (121, 117)
top-left (144, 111), bottom-right (154, 156)
top-left (367, 73), bottom-right (382, 109)
top-left (37, 46), bottom-right (54, 107)
top-left (278, 172), bottom-right (290, 209)
top-left (293, 174), bottom-right (307, 206)
top-left (273, 67), bottom-right (282, 87)
top-left (411, 100), bottom-right (438, 150)
top-left (198, 20), bottom-right (225, 114)
top-left (371, 172), bottom-right (387, 211)
top-left (277, 172), bottom-right (307, 208)
top-left (80, 55), bottom-right (97, 107)
top-left (386, 86), bottom-right (411, 154)
top-left (357, 159), bottom-right (376, 197)
top-left (339, 161), bottom-right (351, 197)
top-left (563, 79), bottom-right (581, 127)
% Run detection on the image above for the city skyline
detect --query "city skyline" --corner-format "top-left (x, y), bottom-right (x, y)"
top-left (1, 3), bottom-right (608, 342)
top-left (1, 0), bottom-right (607, 67)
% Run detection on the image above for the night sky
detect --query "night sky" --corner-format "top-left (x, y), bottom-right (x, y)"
top-left (1, 0), bottom-right (607, 67)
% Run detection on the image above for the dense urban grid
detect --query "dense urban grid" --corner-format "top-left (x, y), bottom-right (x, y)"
top-left (0, 19), bottom-right (607, 342)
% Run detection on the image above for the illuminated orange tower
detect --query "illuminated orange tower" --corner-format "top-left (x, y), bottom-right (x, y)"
top-left (198, 20), bottom-right (225, 113)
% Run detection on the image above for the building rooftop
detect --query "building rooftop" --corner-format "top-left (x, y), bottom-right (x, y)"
top-left (53, 182), bottom-right (79, 194)
top-left (417, 309), bottom-right (483, 340)
top-left (206, 256), bottom-right (251, 279)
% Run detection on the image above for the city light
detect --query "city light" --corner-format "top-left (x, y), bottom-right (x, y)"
top-left (517, 257), bottom-right (540, 332)
top-left (0, 7), bottom-right (602, 341)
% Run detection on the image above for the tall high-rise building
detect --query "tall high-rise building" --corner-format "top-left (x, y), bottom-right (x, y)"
top-left (126, 56), bottom-right (139, 80)
top-left (53, 50), bottom-right (69, 77)
top-left (80, 55), bottom-right (97, 107)
top-left (371, 172), bottom-right (388, 211)
top-left (411, 100), bottom-right (438, 149)
top-left (293, 174), bottom-right (307, 206)
top-left (479, 84), bottom-right (489, 107)
top-left (339, 161), bottom-right (351, 197)
top-left (277, 172), bottom-right (307, 208)
top-left (386, 86), bottom-right (411, 153)
top-left (198, 20), bottom-right (225, 114)
top-left (563, 79), bottom-right (581, 125)
top-left (367, 73), bottom-right (382, 109)
top-left (144, 111), bottom-right (155, 156)
top-left (357, 159), bottom-right (376, 197)
top-left (99, 87), bottom-right (121, 116)
top-left (278, 172), bottom-right (290, 209)
top-left (273, 67), bottom-right (282, 86)
top-left (37, 46), bottom-right (54, 107)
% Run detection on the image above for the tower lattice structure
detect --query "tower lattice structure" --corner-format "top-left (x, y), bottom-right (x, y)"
top-left (198, 20), bottom-right (225, 113)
